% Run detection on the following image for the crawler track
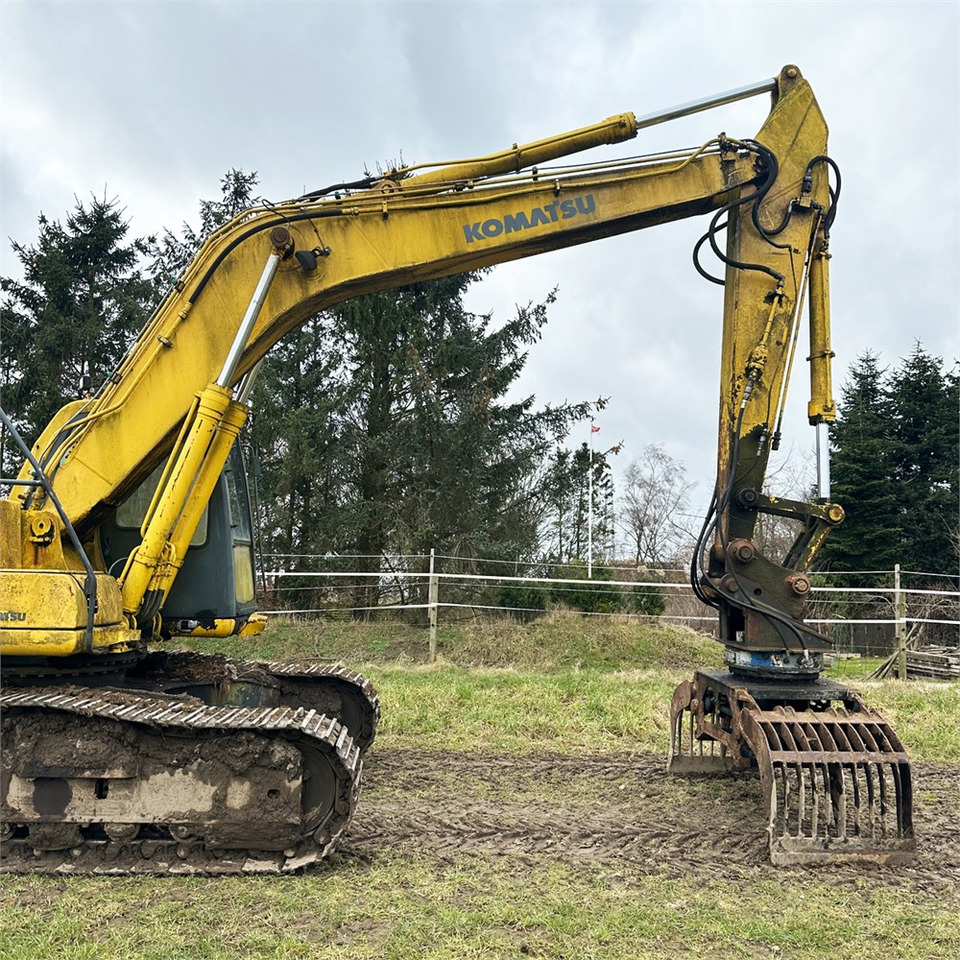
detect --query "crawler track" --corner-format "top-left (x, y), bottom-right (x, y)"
top-left (0, 654), bottom-right (380, 874)
top-left (128, 651), bottom-right (380, 754)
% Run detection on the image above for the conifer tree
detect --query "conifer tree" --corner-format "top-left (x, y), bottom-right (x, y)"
top-left (0, 196), bottom-right (152, 470)
top-left (542, 442), bottom-right (616, 564)
top-left (821, 353), bottom-right (898, 578)
top-left (886, 345), bottom-right (959, 576)
top-left (146, 169), bottom-right (259, 294)
top-left (252, 278), bottom-right (590, 576)
top-left (821, 347), bottom-right (958, 582)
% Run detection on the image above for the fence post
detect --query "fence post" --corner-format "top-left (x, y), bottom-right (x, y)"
top-left (895, 563), bottom-right (907, 679)
top-left (428, 548), bottom-right (439, 663)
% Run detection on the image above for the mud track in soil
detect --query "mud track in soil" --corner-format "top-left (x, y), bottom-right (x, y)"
top-left (344, 748), bottom-right (960, 895)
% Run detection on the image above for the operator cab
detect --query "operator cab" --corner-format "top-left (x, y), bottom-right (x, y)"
top-left (100, 446), bottom-right (259, 637)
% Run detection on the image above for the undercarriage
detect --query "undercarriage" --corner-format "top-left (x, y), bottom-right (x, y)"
top-left (0, 652), bottom-right (379, 874)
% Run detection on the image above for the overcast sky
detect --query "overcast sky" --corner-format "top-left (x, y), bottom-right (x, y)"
top-left (1, 0), bottom-right (957, 522)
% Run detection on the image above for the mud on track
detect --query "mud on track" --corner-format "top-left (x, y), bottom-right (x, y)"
top-left (344, 748), bottom-right (960, 896)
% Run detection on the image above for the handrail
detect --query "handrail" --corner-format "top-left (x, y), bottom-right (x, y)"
top-left (0, 405), bottom-right (97, 652)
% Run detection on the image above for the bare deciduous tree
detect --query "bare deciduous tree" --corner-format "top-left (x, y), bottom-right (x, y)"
top-left (751, 443), bottom-right (815, 560)
top-left (618, 445), bottom-right (694, 565)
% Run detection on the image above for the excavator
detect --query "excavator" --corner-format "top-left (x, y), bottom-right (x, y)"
top-left (0, 65), bottom-right (914, 873)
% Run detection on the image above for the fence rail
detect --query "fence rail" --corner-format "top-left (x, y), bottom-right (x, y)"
top-left (256, 555), bottom-right (960, 659)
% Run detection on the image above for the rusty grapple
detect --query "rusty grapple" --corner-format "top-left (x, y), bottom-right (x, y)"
top-left (668, 670), bottom-right (914, 865)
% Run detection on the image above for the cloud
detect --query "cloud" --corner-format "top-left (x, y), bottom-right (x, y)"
top-left (1, 0), bottom-right (956, 502)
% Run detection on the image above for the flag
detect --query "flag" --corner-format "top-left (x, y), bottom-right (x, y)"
top-left (591, 424), bottom-right (600, 433)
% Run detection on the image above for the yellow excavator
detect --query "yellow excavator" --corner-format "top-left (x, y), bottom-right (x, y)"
top-left (0, 65), bottom-right (913, 872)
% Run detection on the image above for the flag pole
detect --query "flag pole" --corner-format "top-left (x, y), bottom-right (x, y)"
top-left (588, 420), bottom-right (594, 578)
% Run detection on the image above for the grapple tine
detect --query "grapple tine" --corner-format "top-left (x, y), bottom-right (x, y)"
top-left (867, 719), bottom-right (899, 833)
top-left (804, 718), bottom-right (831, 834)
top-left (836, 724), bottom-right (855, 839)
top-left (773, 715), bottom-right (799, 837)
top-left (792, 722), bottom-right (810, 837)
top-left (871, 716), bottom-right (914, 838)
top-left (770, 719), bottom-right (789, 835)
top-left (854, 720), bottom-right (880, 835)
top-left (667, 676), bottom-right (742, 775)
top-left (840, 721), bottom-right (865, 836)
top-left (817, 719), bottom-right (846, 838)
top-left (765, 709), bottom-right (914, 864)
top-left (793, 720), bottom-right (814, 836)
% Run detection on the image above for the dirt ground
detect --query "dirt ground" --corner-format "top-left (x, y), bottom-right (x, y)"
top-left (345, 748), bottom-right (960, 896)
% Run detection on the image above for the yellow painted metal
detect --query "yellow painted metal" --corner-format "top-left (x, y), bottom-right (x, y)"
top-left (168, 612), bottom-right (267, 639)
top-left (0, 500), bottom-right (23, 567)
top-left (118, 383), bottom-right (248, 621)
top-left (807, 235), bottom-right (836, 424)
top-left (398, 113), bottom-right (639, 187)
top-left (0, 569), bottom-right (139, 655)
top-left (21, 144), bottom-right (762, 531)
top-left (715, 67), bottom-right (830, 505)
top-left (239, 613), bottom-right (267, 637)
top-left (2, 65), bottom-right (838, 660)
top-left (233, 543), bottom-right (255, 605)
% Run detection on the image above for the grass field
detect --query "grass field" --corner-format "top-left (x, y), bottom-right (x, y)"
top-left (2, 613), bottom-right (958, 959)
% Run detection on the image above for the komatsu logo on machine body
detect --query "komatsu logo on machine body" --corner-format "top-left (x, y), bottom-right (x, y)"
top-left (463, 195), bottom-right (596, 243)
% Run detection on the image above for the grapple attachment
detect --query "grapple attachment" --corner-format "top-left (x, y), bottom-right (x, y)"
top-left (668, 670), bottom-right (915, 866)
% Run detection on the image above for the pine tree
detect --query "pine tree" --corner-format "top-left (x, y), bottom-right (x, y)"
top-left (821, 347), bottom-right (959, 582)
top-left (249, 314), bottom-right (347, 558)
top-left (247, 274), bottom-right (593, 616)
top-left (0, 196), bottom-right (152, 470)
top-left (886, 344), bottom-right (959, 576)
top-left (146, 169), bottom-right (259, 295)
top-left (542, 442), bottom-right (616, 564)
top-left (379, 284), bottom-right (587, 563)
top-left (820, 353), bottom-right (899, 580)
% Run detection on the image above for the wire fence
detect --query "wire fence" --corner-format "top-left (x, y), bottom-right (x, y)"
top-left (256, 553), bottom-right (960, 659)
